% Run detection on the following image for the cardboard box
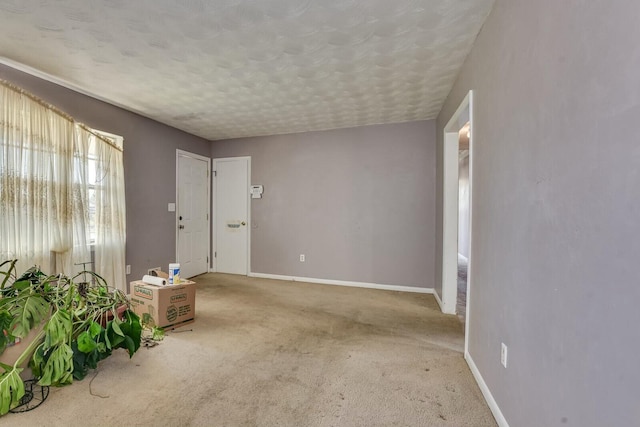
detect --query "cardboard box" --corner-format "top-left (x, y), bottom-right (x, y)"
top-left (128, 280), bottom-right (196, 329)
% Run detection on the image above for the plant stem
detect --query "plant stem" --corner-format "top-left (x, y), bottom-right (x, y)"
top-left (12, 328), bottom-right (46, 369)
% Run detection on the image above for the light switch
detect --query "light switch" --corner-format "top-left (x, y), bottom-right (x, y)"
top-left (168, 203), bottom-right (176, 212)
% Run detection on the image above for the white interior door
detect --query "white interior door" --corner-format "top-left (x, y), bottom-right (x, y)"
top-left (214, 157), bottom-right (250, 275)
top-left (177, 150), bottom-right (210, 279)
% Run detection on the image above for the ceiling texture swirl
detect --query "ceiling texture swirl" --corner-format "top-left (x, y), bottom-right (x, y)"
top-left (0, 0), bottom-right (494, 140)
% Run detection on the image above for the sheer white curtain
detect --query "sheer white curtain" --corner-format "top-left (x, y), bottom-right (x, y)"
top-left (0, 83), bottom-right (90, 275)
top-left (1, 81), bottom-right (125, 289)
top-left (87, 129), bottom-right (126, 292)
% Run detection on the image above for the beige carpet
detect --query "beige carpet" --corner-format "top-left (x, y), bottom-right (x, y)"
top-left (3, 273), bottom-right (496, 426)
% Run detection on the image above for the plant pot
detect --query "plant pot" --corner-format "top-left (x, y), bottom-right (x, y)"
top-left (98, 304), bottom-right (128, 327)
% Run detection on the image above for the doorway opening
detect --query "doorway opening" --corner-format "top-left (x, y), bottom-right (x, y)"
top-left (457, 122), bottom-right (471, 325)
top-left (441, 90), bottom-right (474, 353)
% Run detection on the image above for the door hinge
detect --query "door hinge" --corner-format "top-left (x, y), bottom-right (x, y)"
top-left (212, 170), bottom-right (217, 177)
top-left (215, 251), bottom-right (217, 258)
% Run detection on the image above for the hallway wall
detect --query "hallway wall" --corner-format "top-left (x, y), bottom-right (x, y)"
top-left (436, 1), bottom-right (640, 426)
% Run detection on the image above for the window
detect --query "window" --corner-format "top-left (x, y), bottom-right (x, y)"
top-left (1, 82), bottom-right (127, 290)
top-left (84, 130), bottom-right (123, 245)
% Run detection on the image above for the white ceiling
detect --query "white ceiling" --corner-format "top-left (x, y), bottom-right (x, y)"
top-left (0, 0), bottom-right (493, 141)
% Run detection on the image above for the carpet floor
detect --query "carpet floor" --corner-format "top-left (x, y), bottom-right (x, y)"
top-left (3, 273), bottom-right (496, 426)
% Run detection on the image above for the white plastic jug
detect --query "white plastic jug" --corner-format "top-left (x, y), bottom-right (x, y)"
top-left (169, 263), bottom-right (180, 285)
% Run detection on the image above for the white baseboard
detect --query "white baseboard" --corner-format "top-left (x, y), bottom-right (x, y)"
top-left (465, 352), bottom-right (509, 427)
top-left (248, 272), bottom-right (433, 294)
top-left (433, 288), bottom-right (444, 311)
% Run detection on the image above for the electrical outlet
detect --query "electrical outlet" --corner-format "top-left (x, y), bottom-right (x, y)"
top-left (299, 254), bottom-right (305, 262)
top-left (126, 265), bottom-right (131, 275)
top-left (147, 267), bottom-right (161, 275)
top-left (501, 343), bottom-right (508, 368)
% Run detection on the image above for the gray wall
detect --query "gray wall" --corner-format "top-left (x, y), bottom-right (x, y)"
top-left (436, 1), bottom-right (640, 426)
top-left (0, 64), bottom-right (211, 285)
top-left (212, 121), bottom-right (436, 289)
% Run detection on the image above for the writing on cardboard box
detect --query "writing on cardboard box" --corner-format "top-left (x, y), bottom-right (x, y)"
top-left (134, 286), bottom-right (154, 300)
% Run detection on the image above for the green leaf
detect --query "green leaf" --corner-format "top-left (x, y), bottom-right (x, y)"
top-left (38, 343), bottom-right (74, 386)
top-left (43, 309), bottom-right (72, 349)
top-left (110, 311), bottom-right (142, 357)
top-left (76, 332), bottom-right (97, 353)
top-left (110, 334), bottom-right (124, 349)
top-left (125, 311), bottom-right (142, 354)
top-left (103, 329), bottom-right (111, 350)
top-left (11, 280), bottom-right (31, 291)
top-left (87, 350), bottom-right (100, 368)
top-left (0, 311), bottom-right (14, 355)
top-left (0, 366), bottom-right (24, 415)
top-left (152, 327), bottom-right (165, 341)
top-left (141, 312), bottom-right (153, 327)
top-left (0, 336), bottom-right (10, 357)
top-left (111, 320), bottom-right (124, 337)
top-left (0, 311), bottom-right (12, 331)
top-left (122, 336), bottom-right (135, 357)
top-left (30, 344), bottom-right (45, 379)
top-left (71, 341), bottom-right (88, 381)
top-left (9, 294), bottom-right (49, 338)
top-left (71, 340), bottom-right (103, 381)
top-left (88, 322), bottom-right (102, 339)
top-left (106, 322), bottom-right (124, 349)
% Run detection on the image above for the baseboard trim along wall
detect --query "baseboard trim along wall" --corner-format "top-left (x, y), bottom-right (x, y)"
top-left (433, 289), bottom-right (444, 311)
top-left (249, 272), bottom-right (434, 294)
top-left (465, 352), bottom-right (509, 427)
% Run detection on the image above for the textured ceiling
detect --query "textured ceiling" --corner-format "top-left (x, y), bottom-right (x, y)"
top-left (0, 0), bottom-right (493, 141)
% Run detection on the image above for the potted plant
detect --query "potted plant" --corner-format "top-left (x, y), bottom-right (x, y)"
top-left (0, 260), bottom-right (143, 415)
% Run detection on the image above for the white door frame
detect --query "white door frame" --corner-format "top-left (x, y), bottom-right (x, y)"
top-left (211, 156), bottom-right (251, 275)
top-left (175, 149), bottom-right (211, 274)
top-left (441, 90), bottom-right (474, 354)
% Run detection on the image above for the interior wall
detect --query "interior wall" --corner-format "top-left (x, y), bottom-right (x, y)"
top-left (0, 63), bottom-right (211, 284)
top-left (436, 1), bottom-right (640, 426)
top-left (212, 120), bottom-right (436, 289)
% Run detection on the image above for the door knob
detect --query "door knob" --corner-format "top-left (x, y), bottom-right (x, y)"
top-left (241, 221), bottom-right (246, 226)
top-left (179, 225), bottom-right (185, 229)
